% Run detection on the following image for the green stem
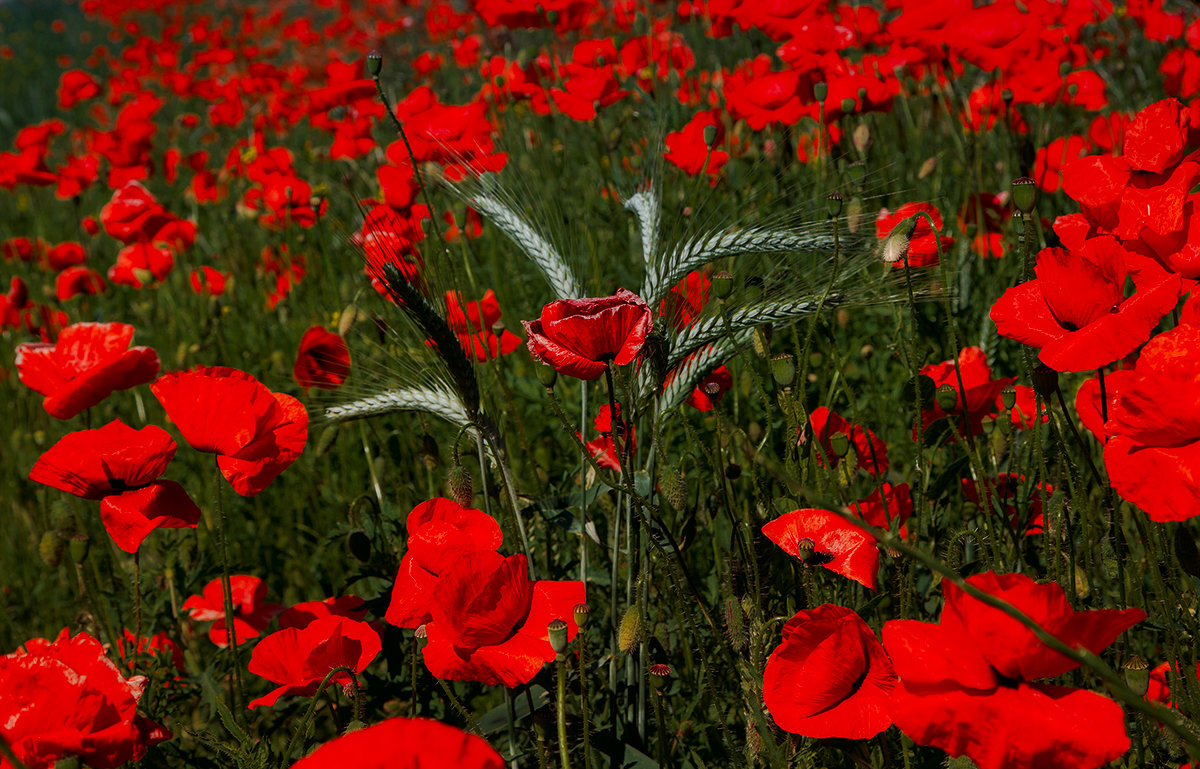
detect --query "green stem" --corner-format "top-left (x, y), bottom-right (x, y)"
top-left (214, 470), bottom-right (243, 713)
top-left (440, 679), bottom-right (484, 736)
top-left (283, 666), bottom-right (358, 760)
top-left (557, 658), bottom-right (572, 769)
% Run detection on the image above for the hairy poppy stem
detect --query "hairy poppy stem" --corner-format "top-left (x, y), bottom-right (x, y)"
top-left (440, 678), bottom-right (484, 736)
top-left (0, 733), bottom-right (30, 769)
top-left (556, 657), bottom-right (572, 769)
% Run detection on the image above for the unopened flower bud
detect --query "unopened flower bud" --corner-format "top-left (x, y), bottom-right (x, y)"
top-left (49, 499), bottom-right (76, 534)
top-left (826, 191), bottom-right (844, 218)
top-left (346, 529), bottom-right (371, 562)
top-left (711, 270), bottom-right (734, 299)
top-left (703, 124), bottom-right (718, 148)
top-left (618, 605), bottom-right (641, 653)
top-left (548, 618), bottom-right (569, 659)
top-left (935, 384), bottom-right (959, 412)
top-left (649, 663), bottom-right (671, 690)
top-left (1011, 177), bottom-right (1037, 215)
top-left (573, 603), bottom-right (590, 630)
top-left (796, 537), bottom-right (816, 562)
top-left (448, 463), bottom-right (473, 508)
top-left (40, 531), bottom-right (66, 567)
top-left (1123, 655), bottom-right (1150, 696)
top-left (840, 97), bottom-right (856, 114)
top-left (771, 353), bottom-right (797, 389)
top-left (537, 362), bottom-right (558, 389)
top-left (813, 82), bottom-right (827, 101)
top-left (366, 50), bottom-right (383, 77)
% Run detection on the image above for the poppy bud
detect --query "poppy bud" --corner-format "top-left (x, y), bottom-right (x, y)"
top-left (314, 424), bottom-right (340, 458)
top-left (1000, 385), bottom-right (1017, 410)
top-left (881, 229), bottom-right (910, 264)
top-left (828, 432), bottom-right (851, 458)
top-left (548, 618), bottom-right (569, 660)
top-left (346, 529), bottom-right (371, 562)
top-left (935, 384), bottom-right (959, 412)
top-left (661, 465), bottom-right (687, 510)
top-left (711, 270), bottom-right (734, 299)
top-left (618, 605), bottom-right (641, 653)
top-left (40, 531), bottom-right (66, 567)
top-left (703, 124), bottom-right (718, 149)
top-left (847, 161), bottom-right (867, 189)
top-left (366, 50), bottom-right (383, 77)
top-left (1011, 177), bottom-right (1037, 215)
top-left (795, 537), bottom-right (816, 563)
top-left (337, 303), bottom-right (361, 337)
top-left (49, 499), bottom-right (76, 534)
top-left (448, 464), bottom-right (473, 508)
top-left (813, 82), bottom-right (827, 101)
top-left (1123, 656), bottom-right (1150, 696)
top-left (826, 191), bottom-right (844, 218)
top-left (69, 533), bottom-right (90, 564)
top-left (840, 97), bottom-right (856, 115)
top-left (996, 413), bottom-right (1012, 435)
top-left (536, 362), bottom-right (558, 389)
top-left (573, 603), bottom-right (590, 630)
top-left (649, 663), bottom-right (671, 690)
top-left (1031, 364), bottom-right (1059, 399)
top-left (771, 353), bottom-right (797, 389)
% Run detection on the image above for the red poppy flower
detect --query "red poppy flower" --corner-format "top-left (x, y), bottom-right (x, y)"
top-left (1075, 367), bottom-right (1136, 444)
top-left (182, 575), bottom-right (284, 647)
top-left (990, 236), bottom-right (1181, 372)
top-left (108, 242), bottom-right (176, 288)
top-left (523, 289), bottom-right (653, 380)
top-left (422, 552), bottom-right (585, 687)
top-left (115, 630), bottom-right (186, 677)
top-left (882, 572), bottom-right (1144, 769)
top-left (293, 326), bottom-right (351, 393)
top-left (29, 420), bottom-right (200, 553)
top-left (1146, 660), bottom-right (1200, 708)
top-left (664, 110), bottom-right (728, 178)
top-left (189, 266), bottom-right (228, 297)
top-left (55, 266), bottom-right (106, 301)
top-left (919, 347), bottom-right (1015, 438)
top-left (385, 498), bottom-right (504, 629)
top-left (1104, 324), bottom-right (1200, 521)
top-left (99, 182), bottom-right (177, 245)
top-left (58, 69), bottom-right (101, 109)
top-left (151, 366), bottom-right (307, 496)
top-left (15, 321), bottom-right (160, 419)
top-left (807, 406), bottom-right (889, 476)
top-left (584, 403), bottom-right (634, 471)
top-left (441, 289), bottom-right (523, 362)
top-left (763, 604), bottom-right (895, 739)
top-left (279, 596), bottom-right (368, 630)
top-left (875, 202), bottom-right (953, 268)
top-left (687, 365), bottom-right (733, 411)
top-left (853, 482), bottom-right (913, 538)
top-left (962, 474), bottom-right (1052, 536)
top-left (247, 615), bottom-right (381, 709)
top-left (0, 629), bottom-right (170, 769)
top-left (1034, 134), bottom-right (1090, 194)
top-left (763, 509), bottom-right (879, 590)
top-left (291, 717), bottom-right (504, 769)
top-left (660, 271), bottom-right (710, 333)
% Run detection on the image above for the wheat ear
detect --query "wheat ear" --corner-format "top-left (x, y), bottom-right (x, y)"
top-left (465, 192), bottom-right (581, 299)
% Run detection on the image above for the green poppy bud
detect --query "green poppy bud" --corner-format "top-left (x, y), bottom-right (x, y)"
top-left (1123, 656), bottom-right (1150, 697)
top-left (536, 362), bottom-right (558, 389)
top-left (366, 50), bottom-right (383, 77)
top-left (548, 618), bottom-right (569, 660)
top-left (573, 603), bottom-right (590, 630)
top-left (826, 191), bottom-right (844, 218)
top-left (771, 353), bottom-right (797, 389)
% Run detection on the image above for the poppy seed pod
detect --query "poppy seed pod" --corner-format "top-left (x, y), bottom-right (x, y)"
top-left (547, 618), bottom-right (569, 660)
top-left (771, 353), bottom-right (797, 389)
top-left (828, 431), bottom-right (851, 458)
top-left (935, 384), bottom-right (959, 412)
top-left (1123, 655), bottom-right (1150, 696)
top-left (649, 663), bottom-right (671, 690)
top-left (573, 603), bottom-right (590, 630)
top-left (711, 270), bottom-right (734, 299)
top-left (703, 124), bottom-right (718, 149)
top-left (826, 191), bottom-right (844, 218)
top-left (69, 533), bottom-right (90, 564)
top-left (813, 82), bottom-right (827, 101)
top-left (1011, 177), bottom-right (1037, 215)
top-left (1000, 385), bottom-right (1017, 410)
top-left (795, 536), bottom-right (816, 562)
top-left (366, 50), bottom-right (382, 77)
top-left (1031, 364), bottom-right (1059, 399)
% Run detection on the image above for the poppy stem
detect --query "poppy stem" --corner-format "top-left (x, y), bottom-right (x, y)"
top-left (0, 733), bottom-right (30, 769)
top-left (556, 657), bottom-right (572, 769)
top-left (131, 550), bottom-right (141, 675)
top-left (283, 665), bottom-right (357, 760)
top-left (213, 471), bottom-right (243, 713)
top-left (440, 678), bottom-right (484, 736)
top-left (1097, 367), bottom-right (1108, 424)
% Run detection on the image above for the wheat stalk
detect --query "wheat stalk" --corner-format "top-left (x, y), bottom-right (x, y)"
top-left (465, 191), bottom-right (581, 299)
top-left (624, 187), bottom-right (660, 267)
top-left (667, 299), bottom-right (827, 368)
top-left (642, 228), bottom-right (837, 307)
top-left (656, 335), bottom-right (747, 412)
top-left (325, 385), bottom-right (472, 428)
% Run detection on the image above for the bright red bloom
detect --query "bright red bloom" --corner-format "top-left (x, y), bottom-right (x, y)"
top-left (523, 289), bottom-right (653, 380)
top-left (442, 289), bottom-right (523, 362)
top-left (585, 403), bottom-right (634, 471)
top-left (279, 596), bottom-right (368, 630)
top-left (189, 266), bottom-right (228, 297)
top-left (876, 202), bottom-right (953, 268)
top-left (57, 70), bottom-right (101, 110)
top-left (0, 629), bottom-right (170, 769)
top-left (807, 406), bottom-right (889, 475)
top-left (1034, 134), bottom-right (1090, 194)
top-left (853, 482), bottom-right (913, 538)
top-left (422, 552), bottom-right (585, 687)
top-left (291, 717), bottom-right (504, 769)
top-left (664, 109), bottom-right (728, 178)
top-left (763, 604), bottom-right (895, 739)
top-left (294, 326), bottom-right (351, 393)
top-left (385, 498), bottom-right (504, 629)
top-left (1146, 660), bottom-right (1200, 708)
top-left (99, 182), bottom-right (184, 245)
top-left (1104, 324), bottom-right (1200, 521)
top-left (247, 615), bottom-right (381, 709)
top-left (151, 366), bottom-right (307, 496)
top-left (687, 365), bottom-right (732, 411)
top-left (763, 509), bottom-right (879, 590)
top-left (29, 420), bottom-right (200, 553)
top-left (15, 322), bottom-right (159, 419)
top-left (55, 266), bottom-right (106, 301)
top-left (182, 575), bottom-right (284, 647)
top-left (990, 236), bottom-right (1180, 372)
top-left (920, 347), bottom-right (1015, 438)
top-left (1075, 367), bottom-right (1136, 444)
top-left (661, 271), bottom-right (710, 333)
top-left (883, 572), bottom-right (1144, 769)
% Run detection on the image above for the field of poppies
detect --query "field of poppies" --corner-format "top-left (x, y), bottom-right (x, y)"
top-left (4, 0), bottom-right (1200, 767)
